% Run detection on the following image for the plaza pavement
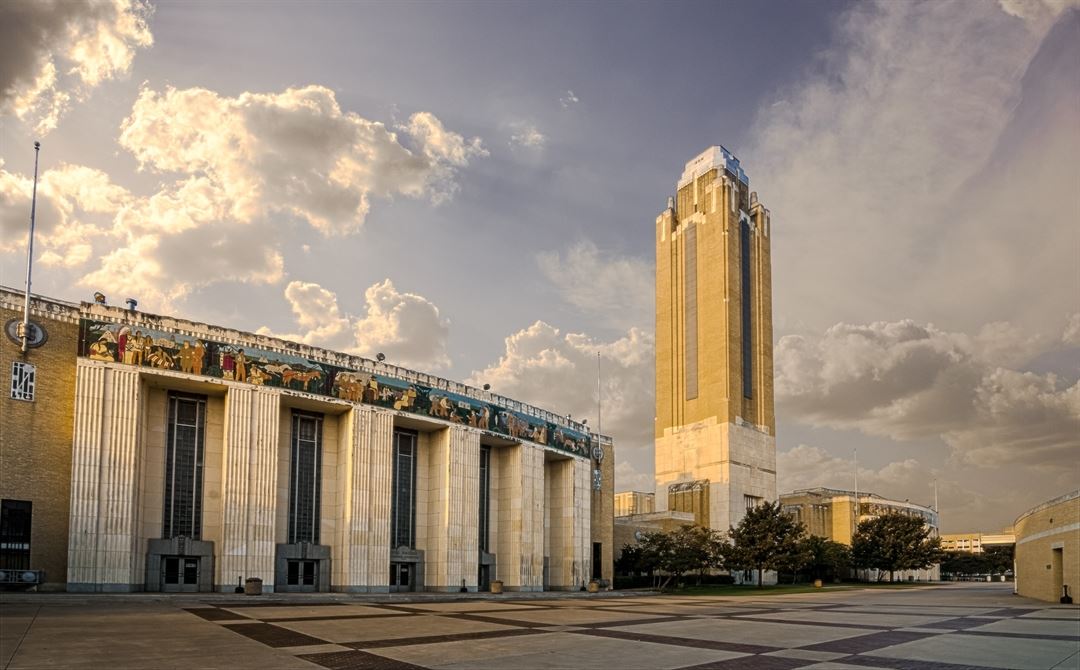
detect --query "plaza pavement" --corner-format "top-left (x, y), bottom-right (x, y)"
top-left (1, 583), bottom-right (1077, 670)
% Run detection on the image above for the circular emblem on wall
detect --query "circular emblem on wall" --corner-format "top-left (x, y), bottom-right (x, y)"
top-left (4, 318), bottom-right (48, 348)
top-left (591, 445), bottom-right (604, 462)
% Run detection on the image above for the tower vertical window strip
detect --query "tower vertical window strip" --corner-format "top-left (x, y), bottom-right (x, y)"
top-left (391, 430), bottom-right (417, 549)
top-left (478, 445), bottom-right (491, 552)
top-left (289, 412), bottom-right (323, 544)
top-left (740, 219), bottom-right (753, 399)
top-left (163, 394), bottom-right (205, 539)
top-left (684, 222), bottom-right (699, 400)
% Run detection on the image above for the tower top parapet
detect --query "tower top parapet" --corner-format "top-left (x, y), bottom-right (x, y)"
top-left (677, 145), bottom-right (749, 189)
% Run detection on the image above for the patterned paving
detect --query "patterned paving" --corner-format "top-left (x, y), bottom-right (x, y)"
top-left (181, 589), bottom-right (1080, 670)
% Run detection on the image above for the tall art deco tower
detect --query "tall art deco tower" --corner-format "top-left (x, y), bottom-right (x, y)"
top-left (655, 146), bottom-right (776, 533)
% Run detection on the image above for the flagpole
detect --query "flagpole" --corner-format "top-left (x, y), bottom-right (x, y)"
top-left (21, 141), bottom-right (41, 352)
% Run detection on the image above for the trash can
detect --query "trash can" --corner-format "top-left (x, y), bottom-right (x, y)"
top-left (813, 579), bottom-right (823, 588)
top-left (490, 580), bottom-right (503, 594)
top-left (244, 577), bottom-right (263, 595)
top-left (587, 580), bottom-right (600, 593)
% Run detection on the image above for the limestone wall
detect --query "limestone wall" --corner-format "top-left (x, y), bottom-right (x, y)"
top-left (1015, 490), bottom-right (1079, 602)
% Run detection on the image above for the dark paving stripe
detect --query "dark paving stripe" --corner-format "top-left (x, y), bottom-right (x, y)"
top-left (840, 655), bottom-right (1002, 670)
top-left (734, 615), bottom-right (892, 631)
top-left (299, 649), bottom-right (424, 670)
top-left (584, 615), bottom-right (689, 628)
top-left (802, 630), bottom-right (938, 654)
top-left (983, 607), bottom-right (1040, 618)
top-left (183, 607), bottom-right (250, 621)
top-left (222, 622), bottom-right (327, 648)
top-left (919, 617), bottom-right (996, 630)
top-left (959, 630), bottom-right (1080, 641)
top-left (262, 613), bottom-right (419, 623)
top-left (576, 627), bottom-right (779, 654)
top-left (217, 601), bottom-right (343, 608)
top-left (447, 612), bottom-right (552, 628)
top-left (346, 627), bottom-right (540, 649)
top-left (676, 655), bottom-right (811, 669)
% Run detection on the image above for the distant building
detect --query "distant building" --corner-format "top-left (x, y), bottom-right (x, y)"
top-left (780, 487), bottom-right (940, 581)
top-left (1014, 490), bottom-right (1079, 602)
top-left (941, 532), bottom-right (1015, 554)
top-left (654, 146), bottom-right (776, 535)
top-left (614, 491), bottom-right (655, 517)
top-left (0, 287), bottom-right (615, 593)
top-left (613, 511), bottom-right (696, 558)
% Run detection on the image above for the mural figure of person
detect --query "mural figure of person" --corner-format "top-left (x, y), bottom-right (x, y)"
top-left (235, 349), bottom-right (247, 383)
top-left (117, 327), bottom-right (129, 364)
top-left (88, 335), bottom-right (114, 361)
top-left (221, 351), bottom-right (235, 380)
top-left (129, 330), bottom-right (145, 365)
top-left (192, 341), bottom-right (205, 375)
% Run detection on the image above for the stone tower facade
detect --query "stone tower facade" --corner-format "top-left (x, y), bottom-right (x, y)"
top-left (654, 146), bottom-right (776, 533)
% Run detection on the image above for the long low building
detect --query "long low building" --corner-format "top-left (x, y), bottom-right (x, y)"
top-left (1, 288), bottom-right (614, 593)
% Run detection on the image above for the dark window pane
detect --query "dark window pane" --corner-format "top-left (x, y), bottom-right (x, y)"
top-left (478, 446), bottom-right (491, 552)
top-left (0, 499), bottom-right (32, 570)
top-left (391, 431), bottom-right (417, 549)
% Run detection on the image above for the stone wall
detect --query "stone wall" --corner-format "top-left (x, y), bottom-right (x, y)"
top-left (1015, 490), bottom-right (1079, 602)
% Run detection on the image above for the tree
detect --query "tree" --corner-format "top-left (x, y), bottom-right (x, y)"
top-left (851, 513), bottom-right (944, 582)
top-left (800, 535), bottom-right (851, 582)
top-left (628, 525), bottom-right (730, 590)
top-left (727, 501), bottom-right (806, 588)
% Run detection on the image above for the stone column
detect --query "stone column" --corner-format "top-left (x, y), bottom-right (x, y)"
top-left (67, 362), bottom-right (143, 591)
top-left (546, 457), bottom-right (592, 590)
top-left (496, 442), bottom-right (545, 591)
top-left (333, 406), bottom-right (393, 591)
top-left (423, 426), bottom-right (480, 591)
top-left (219, 386), bottom-right (279, 590)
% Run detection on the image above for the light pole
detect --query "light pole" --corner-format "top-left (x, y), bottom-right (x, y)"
top-left (20, 141), bottom-right (41, 353)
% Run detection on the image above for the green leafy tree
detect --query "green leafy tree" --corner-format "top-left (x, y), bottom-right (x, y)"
top-left (851, 513), bottom-right (944, 582)
top-left (727, 501), bottom-right (806, 588)
top-left (629, 525), bottom-right (730, 590)
top-left (801, 535), bottom-right (851, 582)
top-left (982, 545), bottom-right (1014, 574)
top-left (672, 524), bottom-right (729, 585)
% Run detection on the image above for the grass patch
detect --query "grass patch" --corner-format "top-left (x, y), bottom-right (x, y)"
top-left (671, 582), bottom-right (936, 597)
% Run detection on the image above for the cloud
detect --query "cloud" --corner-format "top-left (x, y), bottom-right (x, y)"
top-left (751, 2), bottom-right (1078, 338)
top-left (559, 90), bottom-right (580, 109)
top-left (259, 279), bottom-right (451, 370)
top-left (0, 161), bottom-right (131, 267)
top-left (776, 319), bottom-right (1080, 468)
top-left (1064, 314), bottom-right (1080, 346)
top-left (118, 85), bottom-right (486, 234)
top-left (509, 122), bottom-right (546, 149)
top-left (537, 240), bottom-right (653, 330)
top-left (469, 320), bottom-right (654, 461)
top-left (0, 0), bottom-right (152, 134)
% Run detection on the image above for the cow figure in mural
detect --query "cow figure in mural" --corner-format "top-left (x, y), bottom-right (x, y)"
top-left (283, 368), bottom-right (322, 392)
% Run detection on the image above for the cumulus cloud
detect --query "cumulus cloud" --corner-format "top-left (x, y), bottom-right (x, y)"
top-left (776, 319), bottom-right (1080, 467)
top-left (537, 241), bottom-right (652, 330)
top-left (0, 0), bottom-right (152, 134)
top-left (469, 320), bottom-right (654, 466)
top-left (259, 279), bottom-right (451, 370)
top-left (118, 85), bottom-right (486, 234)
top-left (509, 122), bottom-right (546, 149)
top-left (751, 2), bottom-right (1078, 337)
top-left (0, 161), bottom-right (131, 266)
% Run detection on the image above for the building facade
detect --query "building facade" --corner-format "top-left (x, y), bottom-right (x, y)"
top-left (0, 287), bottom-right (614, 593)
top-left (1, 291), bottom-right (80, 590)
top-left (940, 532), bottom-right (1015, 554)
top-left (1014, 490), bottom-right (1078, 603)
top-left (614, 491), bottom-right (655, 518)
top-left (654, 147), bottom-right (776, 533)
top-left (780, 487), bottom-right (941, 580)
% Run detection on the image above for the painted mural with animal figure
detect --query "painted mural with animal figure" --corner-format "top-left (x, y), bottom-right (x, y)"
top-left (78, 318), bottom-right (591, 458)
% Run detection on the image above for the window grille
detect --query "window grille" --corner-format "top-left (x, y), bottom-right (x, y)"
top-left (289, 412), bottom-right (323, 544)
top-left (0, 500), bottom-right (32, 570)
top-left (391, 430), bottom-right (417, 549)
top-left (10, 362), bottom-right (35, 401)
top-left (163, 393), bottom-right (206, 539)
top-left (478, 445), bottom-right (491, 552)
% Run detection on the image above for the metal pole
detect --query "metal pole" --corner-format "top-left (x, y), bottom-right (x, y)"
top-left (853, 448), bottom-right (858, 538)
top-left (21, 141), bottom-right (41, 352)
top-left (596, 352), bottom-right (602, 439)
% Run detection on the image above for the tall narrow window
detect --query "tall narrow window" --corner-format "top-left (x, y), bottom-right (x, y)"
top-left (164, 393), bottom-right (205, 539)
top-left (740, 218), bottom-right (753, 399)
top-left (391, 430), bottom-right (417, 549)
top-left (9, 362), bottom-right (35, 401)
top-left (289, 412), bottom-right (323, 544)
top-left (478, 445), bottom-right (491, 552)
top-left (0, 500), bottom-right (32, 570)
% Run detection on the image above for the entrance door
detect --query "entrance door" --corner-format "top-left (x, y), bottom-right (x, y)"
top-left (287, 559), bottom-right (319, 592)
top-left (389, 562), bottom-right (414, 592)
top-left (162, 556), bottom-right (200, 592)
top-left (478, 564), bottom-right (490, 591)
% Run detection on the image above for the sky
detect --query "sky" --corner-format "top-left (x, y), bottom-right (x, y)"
top-left (1, 0), bottom-right (1077, 533)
